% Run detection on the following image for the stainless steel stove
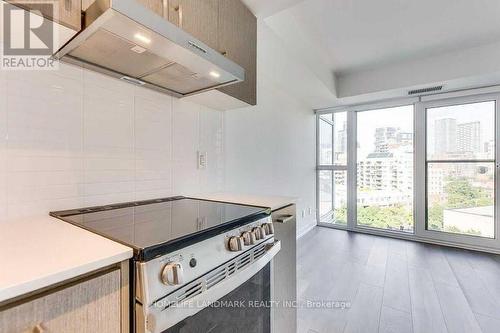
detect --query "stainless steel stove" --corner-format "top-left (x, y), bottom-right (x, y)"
top-left (51, 196), bottom-right (280, 333)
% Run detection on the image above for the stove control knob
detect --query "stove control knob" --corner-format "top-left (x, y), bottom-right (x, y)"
top-left (241, 231), bottom-right (256, 245)
top-left (161, 262), bottom-right (183, 286)
top-left (263, 223), bottom-right (274, 235)
top-left (252, 227), bottom-right (262, 240)
top-left (227, 236), bottom-right (244, 252)
top-left (260, 225), bottom-right (267, 238)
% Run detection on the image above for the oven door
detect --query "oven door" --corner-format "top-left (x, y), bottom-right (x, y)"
top-left (166, 261), bottom-right (272, 333)
top-left (139, 240), bottom-right (280, 333)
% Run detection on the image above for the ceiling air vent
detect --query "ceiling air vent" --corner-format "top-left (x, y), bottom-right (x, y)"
top-left (408, 85), bottom-right (443, 95)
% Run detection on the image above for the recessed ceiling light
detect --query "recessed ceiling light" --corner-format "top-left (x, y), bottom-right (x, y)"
top-left (134, 33), bottom-right (151, 44)
top-left (209, 71), bottom-right (220, 78)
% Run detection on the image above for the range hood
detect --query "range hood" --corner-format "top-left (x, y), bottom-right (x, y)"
top-left (53, 0), bottom-right (244, 97)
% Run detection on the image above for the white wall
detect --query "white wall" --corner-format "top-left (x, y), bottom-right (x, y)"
top-left (223, 21), bottom-right (318, 237)
top-left (224, 79), bottom-right (316, 237)
top-left (0, 63), bottom-right (224, 223)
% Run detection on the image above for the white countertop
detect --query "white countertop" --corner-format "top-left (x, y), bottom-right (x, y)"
top-left (0, 193), bottom-right (294, 303)
top-left (192, 192), bottom-right (297, 211)
top-left (0, 216), bottom-right (133, 303)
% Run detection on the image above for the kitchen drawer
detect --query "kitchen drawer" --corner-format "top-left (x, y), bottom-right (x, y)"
top-left (0, 269), bottom-right (121, 333)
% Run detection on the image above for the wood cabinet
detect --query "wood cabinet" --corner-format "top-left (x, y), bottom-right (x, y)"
top-left (0, 266), bottom-right (128, 333)
top-left (136, 0), bottom-right (165, 16)
top-left (6, 0), bottom-right (82, 31)
top-left (163, 0), bottom-right (257, 106)
top-left (166, 0), bottom-right (219, 51)
top-left (83, 0), bottom-right (165, 15)
top-left (217, 0), bottom-right (257, 106)
top-left (14, 0), bottom-right (257, 107)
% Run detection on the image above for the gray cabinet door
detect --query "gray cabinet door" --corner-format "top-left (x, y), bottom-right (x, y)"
top-left (0, 269), bottom-right (122, 333)
top-left (167, 0), bottom-right (219, 51)
top-left (217, 0), bottom-right (257, 106)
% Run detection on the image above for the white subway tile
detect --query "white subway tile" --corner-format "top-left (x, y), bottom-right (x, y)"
top-left (0, 69), bottom-right (7, 222)
top-left (172, 99), bottom-right (199, 163)
top-left (134, 95), bottom-right (172, 152)
top-left (84, 181), bottom-right (135, 197)
top-left (84, 169), bottom-right (134, 184)
top-left (1, 65), bottom-right (224, 220)
top-left (83, 192), bottom-right (135, 207)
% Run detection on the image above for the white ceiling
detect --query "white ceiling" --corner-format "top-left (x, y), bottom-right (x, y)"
top-left (243, 0), bottom-right (500, 107)
top-left (266, 0), bottom-right (500, 75)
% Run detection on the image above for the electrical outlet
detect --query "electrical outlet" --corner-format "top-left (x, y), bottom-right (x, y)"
top-left (301, 210), bottom-right (306, 218)
top-left (308, 207), bottom-right (313, 215)
top-left (197, 151), bottom-right (207, 169)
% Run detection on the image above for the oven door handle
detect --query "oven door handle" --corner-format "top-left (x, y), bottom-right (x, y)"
top-left (145, 240), bottom-right (281, 333)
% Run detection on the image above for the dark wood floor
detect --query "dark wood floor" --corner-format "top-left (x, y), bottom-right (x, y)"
top-left (297, 227), bottom-right (500, 333)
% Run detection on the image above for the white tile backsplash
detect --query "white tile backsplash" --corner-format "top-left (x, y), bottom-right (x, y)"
top-left (172, 99), bottom-right (200, 195)
top-left (0, 68), bottom-right (7, 222)
top-left (0, 63), bottom-right (224, 222)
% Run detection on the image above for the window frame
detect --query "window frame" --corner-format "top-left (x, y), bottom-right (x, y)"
top-left (316, 92), bottom-right (500, 251)
top-left (316, 111), bottom-right (348, 227)
top-left (417, 93), bottom-right (500, 248)
top-left (354, 104), bottom-right (416, 234)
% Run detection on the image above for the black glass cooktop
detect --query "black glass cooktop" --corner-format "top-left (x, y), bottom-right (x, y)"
top-left (50, 196), bottom-right (270, 261)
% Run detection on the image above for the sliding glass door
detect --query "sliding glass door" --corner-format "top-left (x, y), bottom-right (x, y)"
top-left (356, 105), bottom-right (414, 233)
top-left (316, 92), bottom-right (500, 250)
top-left (420, 96), bottom-right (498, 246)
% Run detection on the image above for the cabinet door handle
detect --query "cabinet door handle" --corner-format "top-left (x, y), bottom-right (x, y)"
top-left (174, 4), bottom-right (183, 28)
top-left (33, 323), bottom-right (47, 333)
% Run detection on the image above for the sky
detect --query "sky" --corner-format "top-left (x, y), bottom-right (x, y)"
top-left (426, 101), bottom-right (495, 155)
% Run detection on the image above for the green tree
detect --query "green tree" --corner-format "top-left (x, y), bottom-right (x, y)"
top-left (428, 204), bottom-right (444, 230)
top-left (358, 204), bottom-right (412, 230)
top-left (334, 206), bottom-right (347, 224)
top-left (445, 178), bottom-right (493, 208)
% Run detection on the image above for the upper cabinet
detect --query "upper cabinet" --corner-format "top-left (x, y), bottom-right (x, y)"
top-left (216, 0), bottom-right (257, 106)
top-left (6, 0), bottom-right (82, 31)
top-left (136, 0), bottom-right (165, 16)
top-left (8, 0), bottom-right (257, 108)
top-left (163, 0), bottom-right (257, 107)
top-left (167, 0), bottom-right (219, 52)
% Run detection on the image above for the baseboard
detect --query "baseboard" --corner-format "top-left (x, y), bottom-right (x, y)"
top-left (297, 221), bottom-right (316, 240)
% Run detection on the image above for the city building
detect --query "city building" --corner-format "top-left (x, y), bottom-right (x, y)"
top-left (457, 121), bottom-right (481, 153)
top-left (443, 206), bottom-right (494, 238)
top-left (435, 118), bottom-right (457, 154)
top-left (358, 126), bottom-right (414, 208)
top-left (336, 122), bottom-right (347, 155)
top-left (374, 127), bottom-right (399, 152)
